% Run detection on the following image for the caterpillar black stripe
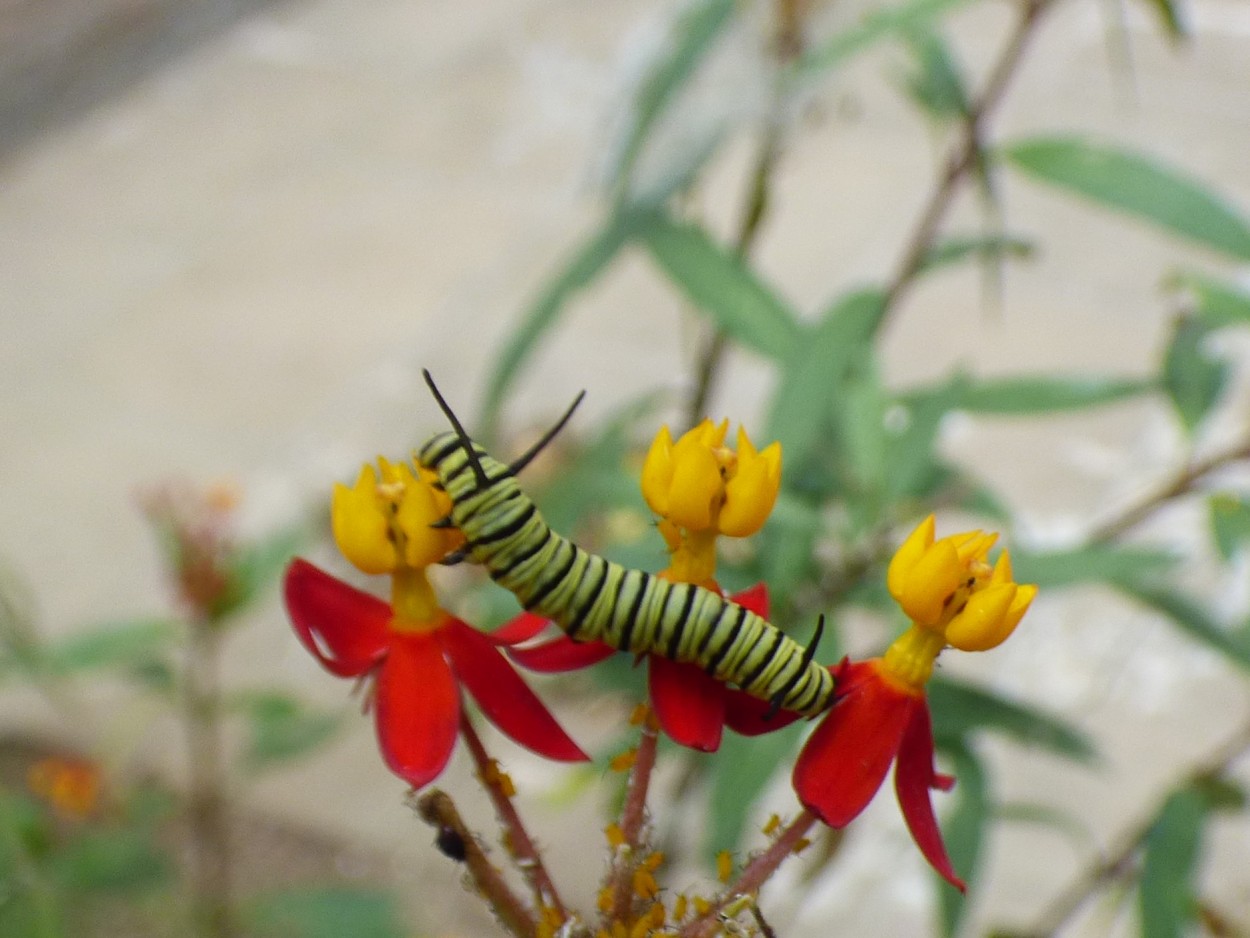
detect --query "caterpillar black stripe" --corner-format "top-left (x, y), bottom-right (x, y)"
top-left (416, 372), bottom-right (837, 718)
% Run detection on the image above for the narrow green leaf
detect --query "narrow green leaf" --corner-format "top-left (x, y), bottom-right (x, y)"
top-left (902, 373), bottom-right (1155, 415)
top-left (1004, 137), bottom-right (1250, 260)
top-left (766, 289), bottom-right (886, 469)
top-left (937, 744), bottom-right (988, 937)
top-left (1139, 0), bottom-right (1188, 42)
top-left (480, 214), bottom-right (639, 442)
top-left (918, 232), bottom-right (1034, 274)
top-left (997, 801), bottom-right (1094, 849)
top-left (1209, 494), bottom-right (1250, 562)
top-left (246, 888), bottom-right (406, 938)
top-left (929, 678), bottom-right (1097, 761)
top-left (1163, 316), bottom-right (1228, 433)
top-left (706, 721), bottom-right (805, 859)
top-left (1170, 271), bottom-right (1250, 328)
top-left (901, 27), bottom-right (969, 120)
top-left (1140, 787), bottom-right (1206, 938)
top-left (51, 829), bottom-right (169, 893)
top-left (1113, 579), bottom-right (1250, 671)
top-left (43, 619), bottom-right (179, 674)
top-left (755, 493), bottom-right (824, 606)
top-left (798, 0), bottom-right (978, 77)
top-left (235, 693), bottom-right (342, 772)
top-left (607, 0), bottom-right (738, 204)
top-left (641, 215), bottom-right (802, 361)
top-left (1012, 545), bottom-right (1177, 588)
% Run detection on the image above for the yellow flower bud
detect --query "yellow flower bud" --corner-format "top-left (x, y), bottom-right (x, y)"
top-left (719, 428), bottom-right (781, 537)
top-left (331, 464), bottom-right (398, 575)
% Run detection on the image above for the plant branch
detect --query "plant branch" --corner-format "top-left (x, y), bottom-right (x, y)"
top-left (883, 0), bottom-right (1053, 319)
top-left (680, 809), bottom-right (821, 938)
top-left (610, 708), bottom-right (662, 922)
top-left (1007, 715), bottom-right (1250, 938)
top-left (415, 789), bottom-right (538, 938)
top-left (1085, 433), bottom-right (1250, 544)
top-left (459, 714), bottom-right (568, 920)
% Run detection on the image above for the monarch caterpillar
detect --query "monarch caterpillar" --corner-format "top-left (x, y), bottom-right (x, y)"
top-left (416, 372), bottom-right (837, 718)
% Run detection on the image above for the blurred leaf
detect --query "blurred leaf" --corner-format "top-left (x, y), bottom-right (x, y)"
top-left (942, 374), bottom-right (1155, 414)
top-left (606, 0), bottom-right (738, 205)
top-left (480, 213), bottom-right (641, 442)
top-left (221, 526), bottom-right (305, 619)
top-left (767, 289), bottom-right (887, 469)
top-left (1012, 545), bottom-right (1177, 588)
top-left (1003, 137), bottom-right (1250, 260)
top-left (798, 0), bottom-right (978, 77)
top-left (706, 721), bottom-right (805, 860)
top-left (1139, 0), bottom-right (1188, 42)
top-left (234, 692), bottom-right (342, 773)
top-left (247, 888), bottom-right (406, 938)
top-left (42, 619), bottom-right (178, 674)
top-left (755, 493), bottom-right (824, 607)
top-left (882, 381), bottom-right (964, 502)
top-left (1208, 494), bottom-right (1250, 561)
top-left (1163, 316), bottom-right (1228, 433)
top-left (929, 678), bottom-right (1096, 761)
top-left (937, 744), bottom-right (987, 936)
top-left (918, 232), bottom-right (1034, 274)
top-left (835, 352), bottom-right (890, 526)
top-left (997, 801), bottom-right (1094, 848)
top-left (51, 828), bottom-right (168, 893)
top-left (1140, 786), bottom-right (1206, 938)
top-left (641, 214), bottom-right (802, 361)
top-left (1169, 271), bottom-right (1250, 328)
top-left (1113, 579), bottom-right (1250, 671)
top-left (901, 27), bottom-right (969, 119)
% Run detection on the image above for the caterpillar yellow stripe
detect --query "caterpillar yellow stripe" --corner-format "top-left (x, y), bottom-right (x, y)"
top-left (415, 384), bottom-right (837, 718)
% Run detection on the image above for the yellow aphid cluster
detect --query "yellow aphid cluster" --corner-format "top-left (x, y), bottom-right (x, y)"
top-left (477, 758), bottom-right (516, 798)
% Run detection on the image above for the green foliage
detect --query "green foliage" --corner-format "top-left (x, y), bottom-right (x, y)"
top-left (937, 744), bottom-right (988, 937)
top-left (233, 692), bottom-right (343, 773)
top-left (1208, 494), bottom-right (1250, 561)
top-left (1003, 137), bottom-right (1250, 260)
top-left (929, 678), bottom-right (1096, 761)
top-left (1163, 315), bottom-right (1228, 433)
top-left (246, 888), bottom-right (407, 938)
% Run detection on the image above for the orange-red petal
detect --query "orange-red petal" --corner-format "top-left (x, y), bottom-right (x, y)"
top-left (648, 655), bottom-right (725, 752)
top-left (374, 632), bottom-right (459, 787)
top-left (792, 660), bottom-right (917, 827)
top-left (283, 559), bottom-right (389, 677)
top-left (895, 699), bottom-right (964, 891)
top-left (508, 635), bottom-right (618, 672)
top-left (723, 687), bottom-right (802, 735)
top-left (487, 611), bottom-right (554, 646)
top-left (440, 620), bottom-right (588, 763)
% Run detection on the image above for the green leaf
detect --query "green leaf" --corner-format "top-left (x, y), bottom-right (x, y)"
top-left (1139, 0), bottom-right (1188, 42)
top-left (606, 0), bottom-right (738, 205)
top-left (755, 493), bottom-right (824, 607)
top-left (1011, 545), bottom-right (1177, 588)
top-left (50, 828), bottom-right (169, 893)
top-left (929, 678), bottom-right (1096, 762)
top-left (1003, 137), bottom-right (1250, 260)
top-left (798, 0), bottom-right (979, 77)
top-left (1208, 494), bottom-right (1250, 562)
top-left (234, 693), bottom-right (343, 772)
top-left (937, 744), bottom-right (988, 936)
top-left (640, 214), bottom-right (802, 361)
top-left (479, 214), bottom-right (639, 442)
top-left (926, 373), bottom-right (1156, 414)
top-left (246, 888), bottom-right (406, 938)
top-left (1169, 271), bottom-right (1250, 328)
top-left (219, 526), bottom-right (305, 620)
top-left (1163, 315), bottom-right (1228, 433)
top-left (901, 27), bottom-right (969, 120)
top-left (1140, 787), bottom-right (1206, 938)
top-left (1112, 579), bottom-right (1250, 671)
top-left (42, 619), bottom-right (179, 674)
top-left (767, 288), bottom-right (886, 469)
top-left (918, 232), bottom-right (1034, 274)
top-left (706, 721), bottom-right (806, 860)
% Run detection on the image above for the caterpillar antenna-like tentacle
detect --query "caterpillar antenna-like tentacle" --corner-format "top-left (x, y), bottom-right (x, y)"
top-left (507, 390), bottom-right (587, 477)
top-left (422, 369), bottom-right (489, 489)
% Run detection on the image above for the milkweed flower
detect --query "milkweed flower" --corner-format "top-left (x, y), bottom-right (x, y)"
top-left (283, 457), bottom-right (587, 788)
top-left (511, 420), bottom-right (787, 751)
top-left (792, 515), bottom-right (1037, 890)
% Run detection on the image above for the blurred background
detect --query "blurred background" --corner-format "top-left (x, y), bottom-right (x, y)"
top-left (2, 0), bottom-right (1250, 935)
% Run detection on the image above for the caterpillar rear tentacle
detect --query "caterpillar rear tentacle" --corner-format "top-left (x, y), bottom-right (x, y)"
top-left (415, 377), bottom-right (837, 718)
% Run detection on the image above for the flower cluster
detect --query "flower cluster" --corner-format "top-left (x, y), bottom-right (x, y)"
top-left (284, 456), bottom-right (586, 788)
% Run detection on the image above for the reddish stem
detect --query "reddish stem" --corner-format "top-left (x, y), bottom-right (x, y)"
top-left (610, 708), bottom-right (662, 923)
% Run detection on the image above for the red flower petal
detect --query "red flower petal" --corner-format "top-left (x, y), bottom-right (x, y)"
top-left (723, 688), bottom-right (802, 736)
top-left (509, 636), bottom-right (617, 673)
top-left (441, 621), bottom-right (588, 763)
top-left (792, 660), bottom-right (917, 827)
top-left (283, 559), bottom-right (390, 677)
top-left (374, 632), bottom-right (459, 787)
top-left (487, 612), bottom-right (552, 646)
top-left (730, 582), bottom-right (769, 618)
top-left (648, 655), bottom-right (725, 752)
top-left (895, 699), bottom-right (965, 891)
